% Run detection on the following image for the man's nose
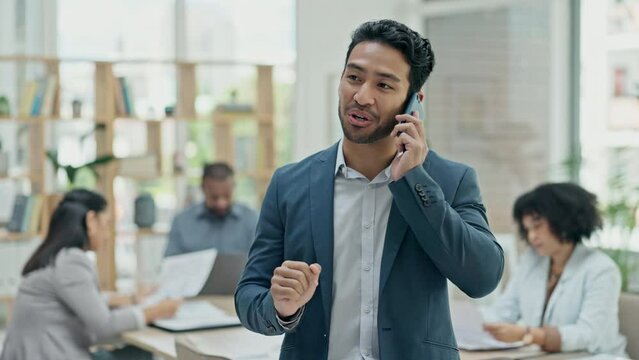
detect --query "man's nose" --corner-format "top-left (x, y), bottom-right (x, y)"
top-left (353, 83), bottom-right (375, 106)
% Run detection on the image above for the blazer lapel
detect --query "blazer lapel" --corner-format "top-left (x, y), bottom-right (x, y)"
top-left (310, 143), bottom-right (338, 332)
top-left (527, 256), bottom-right (549, 326)
top-left (379, 201), bottom-right (408, 294)
top-left (544, 244), bottom-right (585, 323)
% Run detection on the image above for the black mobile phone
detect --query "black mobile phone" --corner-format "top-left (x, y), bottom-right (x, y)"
top-left (403, 92), bottom-right (424, 121)
top-left (397, 93), bottom-right (423, 140)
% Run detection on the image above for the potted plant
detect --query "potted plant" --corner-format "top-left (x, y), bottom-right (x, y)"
top-left (595, 149), bottom-right (639, 292)
top-left (46, 150), bottom-right (116, 189)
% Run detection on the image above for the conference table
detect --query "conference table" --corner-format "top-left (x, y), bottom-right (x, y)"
top-left (121, 296), bottom-right (590, 360)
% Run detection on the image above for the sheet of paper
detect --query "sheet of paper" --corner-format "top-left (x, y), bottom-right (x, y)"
top-left (450, 300), bottom-right (524, 350)
top-left (153, 300), bottom-right (240, 331)
top-left (572, 356), bottom-right (630, 360)
top-left (142, 249), bottom-right (217, 306)
top-left (178, 327), bottom-right (283, 359)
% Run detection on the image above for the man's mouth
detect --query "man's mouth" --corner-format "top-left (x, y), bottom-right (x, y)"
top-left (347, 110), bottom-right (374, 127)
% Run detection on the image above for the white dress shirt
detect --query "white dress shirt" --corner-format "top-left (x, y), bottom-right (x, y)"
top-left (326, 140), bottom-right (393, 360)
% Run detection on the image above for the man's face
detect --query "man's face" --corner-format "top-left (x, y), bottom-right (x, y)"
top-left (338, 41), bottom-right (411, 144)
top-left (202, 178), bottom-right (234, 217)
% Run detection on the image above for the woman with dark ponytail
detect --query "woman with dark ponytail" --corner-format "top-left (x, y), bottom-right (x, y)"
top-left (1, 189), bottom-right (179, 360)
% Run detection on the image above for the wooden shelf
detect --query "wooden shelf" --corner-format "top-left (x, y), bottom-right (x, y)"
top-left (116, 224), bottom-right (170, 236)
top-left (0, 174), bottom-right (32, 181)
top-left (0, 116), bottom-right (180, 124)
top-left (0, 231), bottom-right (39, 242)
top-left (0, 55), bottom-right (288, 67)
top-left (1, 57), bottom-right (277, 291)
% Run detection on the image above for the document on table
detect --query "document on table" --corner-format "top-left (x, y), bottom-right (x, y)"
top-left (153, 300), bottom-right (241, 332)
top-left (142, 249), bottom-right (217, 306)
top-left (572, 356), bottom-right (630, 360)
top-left (451, 300), bottom-right (524, 351)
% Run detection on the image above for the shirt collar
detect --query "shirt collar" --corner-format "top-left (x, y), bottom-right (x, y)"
top-left (197, 202), bottom-right (241, 220)
top-left (334, 138), bottom-right (392, 184)
top-left (335, 139), bottom-right (347, 176)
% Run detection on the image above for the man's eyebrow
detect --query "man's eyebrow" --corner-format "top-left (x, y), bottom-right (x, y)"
top-left (345, 63), bottom-right (401, 83)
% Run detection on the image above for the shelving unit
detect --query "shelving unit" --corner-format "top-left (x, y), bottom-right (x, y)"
top-left (0, 55), bottom-right (276, 290)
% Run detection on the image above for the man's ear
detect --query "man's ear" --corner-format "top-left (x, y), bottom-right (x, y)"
top-left (417, 90), bottom-right (425, 102)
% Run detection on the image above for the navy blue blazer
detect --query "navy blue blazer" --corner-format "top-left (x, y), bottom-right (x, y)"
top-left (235, 143), bottom-right (504, 359)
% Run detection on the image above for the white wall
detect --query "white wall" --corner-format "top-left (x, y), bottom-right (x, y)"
top-left (294, 0), bottom-right (572, 232)
top-left (293, 0), bottom-right (412, 160)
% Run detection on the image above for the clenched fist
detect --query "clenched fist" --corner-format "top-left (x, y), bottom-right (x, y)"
top-left (270, 261), bottom-right (321, 318)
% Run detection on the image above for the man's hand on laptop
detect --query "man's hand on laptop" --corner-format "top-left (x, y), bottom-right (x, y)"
top-left (271, 261), bottom-right (321, 319)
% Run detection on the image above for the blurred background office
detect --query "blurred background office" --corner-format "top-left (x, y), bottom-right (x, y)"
top-left (0, 0), bottom-right (637, 353)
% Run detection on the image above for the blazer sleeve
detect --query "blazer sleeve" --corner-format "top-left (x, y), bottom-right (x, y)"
top-left (388, 165), bottom-right (504, 298)
top-left (235, 169), bottom-right (288, 336)
top-left (558, 263), bottom-right (622, 352)
top-left (483, 260), bottom-right (524, 323)
top-left (52, 250), bottom-right (142, 343)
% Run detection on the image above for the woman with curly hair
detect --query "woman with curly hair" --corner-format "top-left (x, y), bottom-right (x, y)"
top-left (483, 183), bottom-right (627, 356)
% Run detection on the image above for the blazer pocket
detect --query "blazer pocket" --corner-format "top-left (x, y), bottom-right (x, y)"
top-left (422, 339), bottom-right (459, 353)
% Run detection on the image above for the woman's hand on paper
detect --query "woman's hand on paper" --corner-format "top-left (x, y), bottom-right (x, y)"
top-left (483, 322), bottom-right (527, 343)
top-left (144, 298), bottom-right (182, 323)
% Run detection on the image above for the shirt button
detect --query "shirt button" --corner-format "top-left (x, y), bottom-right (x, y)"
top-left (363, 265), bottom-right (371, 271)
top-left (363, 222), bottom-right (371, 229)
top-left (364, 351), bottom-right (370, 356)
top-left (364, 307), bottom-right (371, 314)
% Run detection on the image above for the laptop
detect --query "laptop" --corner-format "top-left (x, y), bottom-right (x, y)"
top-left (197, 252), bottom-right (248, 296)
top-left (450, 300), bottom-right (524, 351)
top-left (151, 252), bottom-right (248, 332)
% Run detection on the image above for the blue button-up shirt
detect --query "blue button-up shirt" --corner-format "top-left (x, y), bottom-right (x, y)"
top-left (164, 202), bottom-right (258, 257)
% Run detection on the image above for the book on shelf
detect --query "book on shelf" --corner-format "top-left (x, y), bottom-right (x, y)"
top-left (114, 76), bottom-right (135, 117)
top-left (7, 194), bottom-right (28, 232)
top-left (19, 81), bottom-right (38, 118)
top-left (40, 75), bottom-right (59, 118)
top-left (18, 75), bottom-right (58, 119)
top-left (0, 181), bottom-right (17, 225)
top-left (6, 194), bottom-right (44, 234)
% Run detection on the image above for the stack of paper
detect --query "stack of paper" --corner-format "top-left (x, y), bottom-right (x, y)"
top-left (153, 301), bottom-right (240, 332)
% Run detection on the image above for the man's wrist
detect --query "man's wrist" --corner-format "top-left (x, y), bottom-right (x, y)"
top-left (275, 306), bottom-right (304, 331)
top-left (276, 307), bottom-right (301, 322)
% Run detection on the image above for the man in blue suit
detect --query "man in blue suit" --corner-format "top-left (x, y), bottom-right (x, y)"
top-left (235, 19), bottom-right (504, 359)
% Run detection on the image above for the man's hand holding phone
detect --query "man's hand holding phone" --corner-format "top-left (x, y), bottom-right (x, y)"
top-left (271, 261), bottom-right (321, 319)
top-left (390, 95), bottom-right (429, 181)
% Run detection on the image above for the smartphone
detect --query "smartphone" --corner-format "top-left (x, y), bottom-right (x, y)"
top-left (403, 92), bottom-right (424, 121)
top-left (397, 93), bottom-right (423, 142)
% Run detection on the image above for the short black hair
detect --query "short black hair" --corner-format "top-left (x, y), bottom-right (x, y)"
top-left (513, 183), bottom-right (602, 244)
top-left (345, 19), bottom-right (435, 95)
top-left (202, 162), bottom-right (234, 181)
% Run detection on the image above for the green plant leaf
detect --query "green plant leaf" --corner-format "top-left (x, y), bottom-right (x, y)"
top-left (83, 154), bottom-right (116, 167)
top-left (46, 150), bottom-right (61, 171)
